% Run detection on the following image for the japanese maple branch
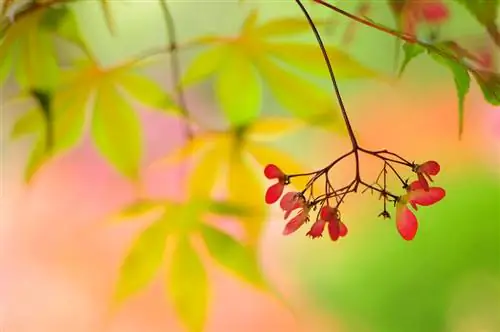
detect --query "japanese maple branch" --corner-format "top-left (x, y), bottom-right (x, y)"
top-left (294, 0), bottom-right (358, 148)
top-left (295, 0), bottom-right (369, 192)
top-left (313, 0), bottom-right (416, 43)
top-left (294, 0), bottom-right (415, 199)
top-left (159, 0), bottom-right (193, 140)
top-left (313, 0), bottom-right (497, 69)
top-left (264, 2), bottom-right (446, 241)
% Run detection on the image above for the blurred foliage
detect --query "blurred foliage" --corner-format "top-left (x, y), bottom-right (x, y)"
top-left (182, 9), bottom-right (380, 129)
top-left (155, 116), bottom-right (310, 245)
top-left (113, 198), bottom-right (266, 332)
top-left (2, 0), bottom-right (500, 331)
top-left (399, 40), bottom-right (500, 136)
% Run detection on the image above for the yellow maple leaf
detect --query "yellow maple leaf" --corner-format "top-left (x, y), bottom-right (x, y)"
top-left (9, 56), bottom-right (180, 181)
top-left (153, 116), bottom-right (308, 244)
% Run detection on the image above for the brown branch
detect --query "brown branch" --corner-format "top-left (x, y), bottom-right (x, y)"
top-left (313, 0), bottom-right (495, 79)
top-left (313, 0), bottom-right (417, 43)
top-left (295, 0), bottom-right (358, 148)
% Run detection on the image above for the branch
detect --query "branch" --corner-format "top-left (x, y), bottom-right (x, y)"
top-left (313, 0), bottom-right (495, 79)
top-left (294, 0), bottom-right (358, 147)
top-left (313, 0), bottom-right (417, 43)
top-left (315, 0), bottom-right (492, 63)
top-left (159, 0), bottom-right (193, 140)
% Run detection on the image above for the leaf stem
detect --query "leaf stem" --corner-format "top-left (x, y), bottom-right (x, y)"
top-left (159, 0), bottom-right (193, 140)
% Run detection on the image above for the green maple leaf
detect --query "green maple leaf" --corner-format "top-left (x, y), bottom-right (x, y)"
top-left (398, 40), bottom-right (500, 137)
top-left (429, 52), bottom-right (471, 138)
top-left (398, 43), bottom-right (425, 77)
top-left (181, 10), bottom-right (382, 130)
top-left (471, 71), bottom-right (500, 106)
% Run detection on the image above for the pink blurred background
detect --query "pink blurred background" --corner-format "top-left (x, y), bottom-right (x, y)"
top-left (2, 1), bottom-right (500, 331)
top-left (2, 82), bottom-right (498, 331)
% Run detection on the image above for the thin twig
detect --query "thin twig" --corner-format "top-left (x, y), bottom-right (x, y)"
top-left (159, 0), bottom-right (193, 140)
top-left (313, 0), bottom-right (494, 74)
top-left (313, 0), bottom-right (416, 43)
top-left (385, 161), bottom-right (407, 186)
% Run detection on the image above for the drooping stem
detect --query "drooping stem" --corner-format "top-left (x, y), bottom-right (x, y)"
top-left (383, 163), bottom-right (388, 212)
top-left (294, 0), bottom-right (358, 148)
top-left (385, 161), bottom-right (407, 186)
top-left (362, 182), bottom-right (399, 200)
top-left (270, 0), bottom-right (443, 226)
top-left (159, 0), bottom-right (193, 140)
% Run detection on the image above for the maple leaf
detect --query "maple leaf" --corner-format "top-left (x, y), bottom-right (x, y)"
top-left (398, 40), bottom-right (500, 137)
top-left (154, 116), bottom-right (310, 245)
top-left (9, 57), bottom-right (180, 182)
top-left (1, 8), bottom-right (59, 89)
top-left (112, 198), bottom-right (265, 332)
top-left (0, 5), bottom-right (90, 88)
top-left (181, 10), bottom-right (381, 130)
top-left (9, 104), bottom-right (51, 180)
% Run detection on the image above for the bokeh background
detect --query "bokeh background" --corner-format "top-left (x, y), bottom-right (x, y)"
top-left (1, 1), bottom-right (500, 332)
